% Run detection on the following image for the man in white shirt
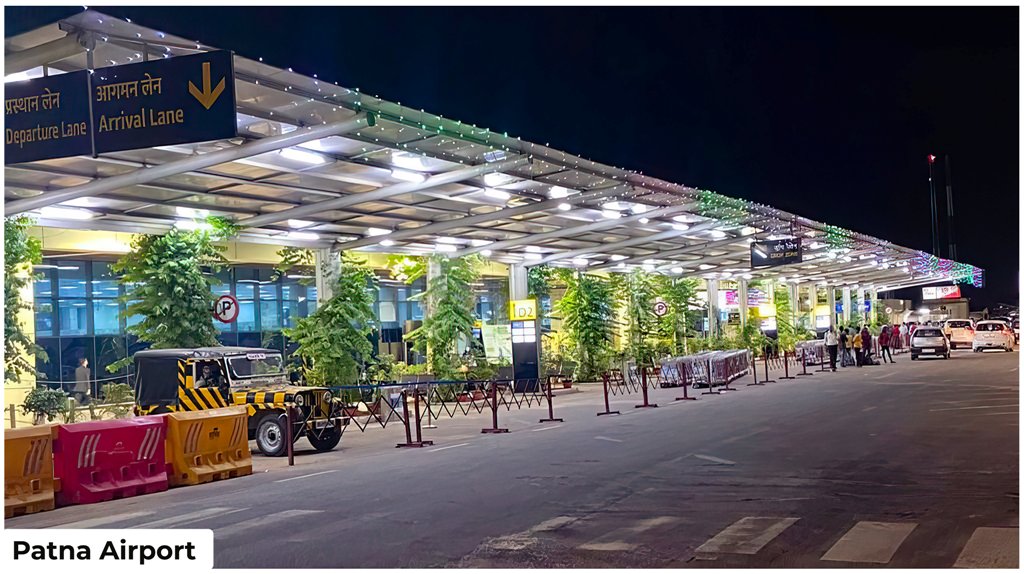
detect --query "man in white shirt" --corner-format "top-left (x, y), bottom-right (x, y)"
top-left (824, 327), bottom-right (839, 372)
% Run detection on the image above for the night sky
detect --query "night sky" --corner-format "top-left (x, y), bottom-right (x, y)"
top-left (6, 7), bottom-right (1019, 308)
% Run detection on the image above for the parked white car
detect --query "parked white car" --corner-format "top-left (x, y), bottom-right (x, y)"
top-left (942, 319), bottom-right (975, 350)
top-left (972, 321), bottom-right (1015, 352)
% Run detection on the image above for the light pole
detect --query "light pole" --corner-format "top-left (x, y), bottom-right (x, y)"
top-left (944, 154), bottom-right (957, 260)
top-left (928, 154), bottom-right (940, 257)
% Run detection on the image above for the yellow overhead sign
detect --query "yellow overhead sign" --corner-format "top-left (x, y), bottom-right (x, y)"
top-left (509, 299), bottom-right (537, 321)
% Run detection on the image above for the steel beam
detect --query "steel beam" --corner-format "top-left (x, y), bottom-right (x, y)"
top-left (238, 156), bottom-right (527, 229)
top-left (5, 33), bottom-right (87, 75)
top-left (5, 113), bottom-right (372, 215)
top-left (458, 202), bottom-right (697, 259)
top-left (530, 226), bottom-right (691, 266)
top-left (337, 184), bottom-right (631, 250)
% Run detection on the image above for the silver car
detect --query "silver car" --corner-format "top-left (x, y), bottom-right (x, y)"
top-left (911, 327), bottom-right (950, 360)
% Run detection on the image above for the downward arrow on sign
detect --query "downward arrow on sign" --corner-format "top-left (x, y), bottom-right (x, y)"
top-left (188, 61), bottom-right (226, 110)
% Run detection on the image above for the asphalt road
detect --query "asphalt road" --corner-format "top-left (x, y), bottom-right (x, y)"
top-left (9, 347), bottom-right (1019, 568)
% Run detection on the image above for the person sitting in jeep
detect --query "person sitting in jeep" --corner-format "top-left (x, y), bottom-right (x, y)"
top-left (196, 363), bottom-right (224, 389)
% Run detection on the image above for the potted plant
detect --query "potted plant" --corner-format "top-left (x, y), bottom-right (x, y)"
top-left (21, 387), bottom-right (67, 425)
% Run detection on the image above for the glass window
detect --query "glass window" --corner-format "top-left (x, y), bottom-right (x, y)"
top-left (283, 301), bottom-right (300, 328)
top-left (260, 300), bottom-right (281, 330)
top-left (125, 300), bottom-right (143, 329)
top-left (237, 300), bottom-right (257, 331)
top-left (95, 335), bottom-right (130, 380)
top-left (33, 267), bottom-right (54, 299)
top-left (259, 281), bottom-right (278, 301)
top-left (93, 299), bottom-right (120, 335)
top-left (59, 337), bottom-right (94, 394)
top-left (211, 268), bottom-right (231, 297)
top-left (34, 301), bottom-right (54, 337)
top-left (58, 299), bottom-right (90, 336)
top-left (91, 261), bottom-right (119, 298)
top-left (307, 286), bottom-right (318, 314)
top-left (35, 337), bottom-right (61, 386)
top-left (57, 261), bottom-right (88, 298)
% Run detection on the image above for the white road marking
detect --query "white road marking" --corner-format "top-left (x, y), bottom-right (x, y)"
top-left (274, 469), bottom-right (338, 483)
top-left (578, 516), bottom-right (678, 552)
top-left (52, 511), bottom-right (155, 529)
top-left (862, 406), bottom-right (877, 412)
top-left (131, 507), bottom-right (246, 529)
top-left (693, 454), bottom-right (737, 466)
top-left (696, 516), bottom-right (799, 554)
top-left (874, 372), bottom-right (897, 379)
top-left (821, 521), bottom-right (916, 564)
top-left (979, 411), bottom-right (1019, 416)
top-left (1010, 367), bottom-right (1018, 372)
top-left (594, 436), bottom-right (623, 443)
top-left (215, 509), bottom-right (323, 538)
top-left (953, 527), bottom-right (1018, 568)
top-left (530, 425), bottom-right (563, 432)
top-left (427, 442), bottom-right (469, 452)
top-left (929, 404), bottom-right (1019, 412)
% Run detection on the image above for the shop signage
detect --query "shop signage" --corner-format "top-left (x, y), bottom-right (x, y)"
top-left (4, 51), bottom-right (236, 164)
top-left (509, 299), bottom-right (537, 321)
top-left (5, 71), bottom-right (92, 164)
top-left (922, 285), bottom-right (961, 300)
top-left (212, 294), bottom-right (239, 323)
top-left (750, 238), bottom-right (802, 268)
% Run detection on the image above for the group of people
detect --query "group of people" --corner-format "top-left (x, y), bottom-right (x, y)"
top-left (822, 324), bottom-right (906, 371)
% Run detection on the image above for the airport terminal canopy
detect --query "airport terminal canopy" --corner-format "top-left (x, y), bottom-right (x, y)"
top-left (4, 9), bottom-right (984, 294)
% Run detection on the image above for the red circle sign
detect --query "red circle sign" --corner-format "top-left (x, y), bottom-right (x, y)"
top-left (212, 294), bottom-right (239, 323)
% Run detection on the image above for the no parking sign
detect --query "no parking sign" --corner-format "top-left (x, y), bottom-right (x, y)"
top-left (212, 294), bottom-right (239, 323)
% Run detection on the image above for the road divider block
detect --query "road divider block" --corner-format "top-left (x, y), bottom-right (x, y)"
top-left (165, 406), bottom-right (252, 487)
top-left (52, 416), bottom-right (168, 507)
top-left (4, 425), bottom-right (58, 518)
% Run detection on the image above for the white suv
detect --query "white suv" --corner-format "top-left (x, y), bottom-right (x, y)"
top-left (943, 319), bottom-right (975, 350)
top-left (972, 321), bottom-right (1015, 352)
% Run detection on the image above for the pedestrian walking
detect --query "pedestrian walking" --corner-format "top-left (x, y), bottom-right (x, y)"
top-left (880, 325), bottom-right (896, 363)
top-left (824, 327), bottom-right (839, 371)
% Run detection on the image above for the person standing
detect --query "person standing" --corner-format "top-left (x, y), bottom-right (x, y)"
top-left (891, 323), bottom-right (901, 352)
top-left (852, 330), bottom-right (864, 366)
top-left (840, 328), bottom-right (853, 366)
top-left (861, 326), bottom-right (873, 364)
top-left (878, 326), bottom-right (890, 363)
top-left (881, 325), bottom-right (896, 363)
top-left (824, 327), bottom-right (839, 371)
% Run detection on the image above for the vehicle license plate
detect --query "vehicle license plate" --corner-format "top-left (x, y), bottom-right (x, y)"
top-left (922, 349), bottom-right (934, 354)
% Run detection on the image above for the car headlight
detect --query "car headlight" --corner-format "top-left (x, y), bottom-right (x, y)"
top-left (294, 393), bottom-right (305, 407)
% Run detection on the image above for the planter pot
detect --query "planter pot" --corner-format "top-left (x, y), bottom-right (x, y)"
top-left (562, 381), bottom-right (573, 389)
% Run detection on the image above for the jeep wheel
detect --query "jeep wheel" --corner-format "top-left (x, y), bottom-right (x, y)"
top-left (307, 426), bottom-right (342, 452)
top-left (256, 413), bottom-right (291, 457)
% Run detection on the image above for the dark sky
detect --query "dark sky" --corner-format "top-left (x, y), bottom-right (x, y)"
top-left (7, 7), bottom-right (1019, 308)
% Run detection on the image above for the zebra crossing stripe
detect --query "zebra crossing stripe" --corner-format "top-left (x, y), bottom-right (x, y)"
top-left (215, 509), bottom-right (323, 538)
top-left (131, 507), bottom-right (247, 529)
top-left (696, 517), bottom-right (799, 554)
top-left (51, 511), bottom-right (156, 529)
top-left (821, 521), bottom-right (917, 564)
top-left (953, 527), bottom-right (1018, 568)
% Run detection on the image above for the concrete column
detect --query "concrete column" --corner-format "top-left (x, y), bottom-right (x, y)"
top-left (706, 278), bottom-right (719, 336)
top-left (856, 287), bottom-right (866, 323)
top-left (314, 246), bottom-right (341, 302)
top-left (788, 282), bottom-right (799, 329)
top-left (842, 287), bottom-right (852, 326)
top-left (738, 279), bottom-right (749, 330)
top-left (827, 287), bottom-right (837, 329)
top-left (509, 263), bottom-right (529, 301)
top-left (868, 288), bottom-right (878, 323)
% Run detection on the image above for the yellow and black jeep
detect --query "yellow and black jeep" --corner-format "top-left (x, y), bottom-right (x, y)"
top-left (132, 347), bottom-right (348, 456)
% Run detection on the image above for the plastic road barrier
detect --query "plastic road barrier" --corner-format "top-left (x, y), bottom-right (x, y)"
top-left (5, 425), bottom-right (57, 518)
top-left (52, 417), bottom-right (168, 507)
top-left (165, 406), bottom-right (253, 487)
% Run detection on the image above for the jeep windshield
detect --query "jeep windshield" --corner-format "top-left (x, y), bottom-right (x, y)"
top-left (226, 352), bottom-right (285, 379)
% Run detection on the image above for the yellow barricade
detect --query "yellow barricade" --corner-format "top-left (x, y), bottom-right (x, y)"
top-left (165, 406), bottom-right (252, 487)
top-left (5, 425), bottom-right (57, 518)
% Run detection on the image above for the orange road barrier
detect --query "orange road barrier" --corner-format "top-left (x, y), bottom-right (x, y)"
top-left (5, 425), bottom-right (58, 518)
top-left (165, 406), bottom-right (252, 487)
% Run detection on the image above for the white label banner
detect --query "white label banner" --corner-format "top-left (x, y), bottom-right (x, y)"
top-left (4, 529), bottom-right (214, 571)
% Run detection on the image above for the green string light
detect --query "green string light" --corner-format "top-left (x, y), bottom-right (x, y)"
top-left (696, 189), bottom-right (748, 225)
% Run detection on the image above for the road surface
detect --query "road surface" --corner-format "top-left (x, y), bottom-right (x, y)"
top-left (9, 348), bottom-right (1018, 568)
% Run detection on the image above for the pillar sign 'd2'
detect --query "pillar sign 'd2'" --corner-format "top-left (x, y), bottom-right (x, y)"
top-left (509, 299), bottom-right (540, 383)
top-left (4, 50), bottom-right (237, 164)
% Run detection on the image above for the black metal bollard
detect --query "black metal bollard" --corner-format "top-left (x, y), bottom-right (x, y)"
top-left (780, 350), bottom-right (795, 380)
top-left (482, 382), bottom-right (509, 433)
top-left (540, 378), bottom-right (564, 423)
top-left (597, 373), bottom-right (621, 416)
top-left (635, 367), bottom-right (659, 407)
top-left (676, 362), bottom-right (698, 400)
top-left (761, 352), bottom-right (777, 383)
top-left (285, 405), bottom-right (295, 466)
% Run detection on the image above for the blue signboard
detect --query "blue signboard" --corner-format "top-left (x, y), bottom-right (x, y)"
top-left (91, 50), bottom-right (236, 154)
top-left (4, 71), bottom-right (92, 164)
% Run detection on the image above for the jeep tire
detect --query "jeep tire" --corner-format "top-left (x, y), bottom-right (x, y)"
top-left (255, 412), bottom-right (291, 457)
top-left (307, 426), bottom-right (342, 452)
